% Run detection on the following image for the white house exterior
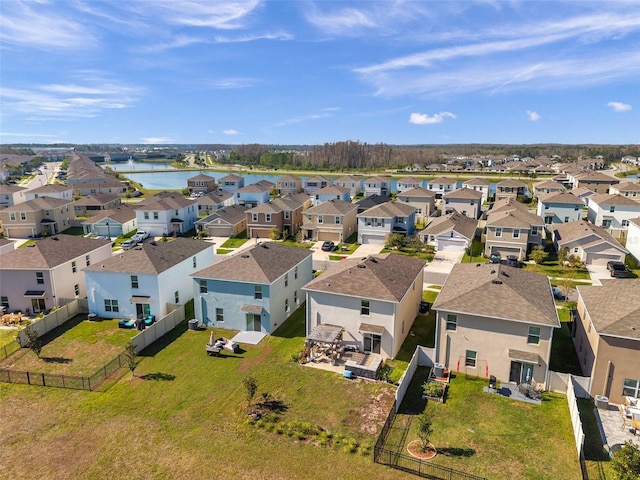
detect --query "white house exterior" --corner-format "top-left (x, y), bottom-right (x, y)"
top-left (334, 175), bottom-right (362, 197)
top-left (85, 238), bottom-right (214, 320)
top-left (462, 178), bottom-right (490, 204)
top-left (0, 238), bottom-right (16, 256)
top-left (442, 188), bottom-right (483, 218)
top-left (81, 205), bottom-right (138, 238)
top-left (193, 243), bottom-right (313, 334)
top-left (533, 180), bottom-right (567, 197)
top-left (397, 176), bottom-right (424, 193)
top-left (135, 193), bottom-right (198, 237)
top-left (0, 185), bottom-right (26, 208)
top-left (303, 176), bottom-right (331, 195)
top-left (586, 194), bottom-right (640, 238)
top-left (0, 235), bottom-right (113, 314)
top-left (303, 253), bottom-right (425, 359)
top-left (427, 177), bottom-right (457, 198)
top-left (24, 184), bottom-right (73, 202)
top-left (312, 185), bottom-right (351, 206)
top-left (357, 202), bottom-right (417, 244)
top-left (609, 182), bottom-right (640, 200)
top-left (363, 176), bottom-right (391, 197)
top-left (626, 218), bottom-right (640, 263)
top-left (552, 220), bottom-right (629, 266)
top-left (536, 192), bottom-right (584, 225)
top-left (419, 212), bottom-right (477, 253)
top-left (235, 183), bottom-right (271, 208)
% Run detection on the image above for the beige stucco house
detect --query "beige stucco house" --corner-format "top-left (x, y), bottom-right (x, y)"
top-left (433, 263), bottom-right (559, 387)
top-left (397, 187), bottom-right (436, 223)
top-left (302, 199), bottom-right (357, 242)
top-left (0, 197), bottom-right (76, 238)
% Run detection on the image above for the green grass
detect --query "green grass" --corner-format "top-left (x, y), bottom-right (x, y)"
top-left (462, 239), bottom-right (487, 263)
top-left (216, 248), bottom-right (233, 254)
top-left (60, 227), bottom-right (85, 236)
top-left (0, 307), bottom-right (406, 480)
top-left (0, 329), bottom-right (19, 348)
top-left (18, 239), bottom-right (38, 248)
top-left (219, 236), bottom-right (249, 248)
top-left (578, 398), bottom-right (615, 480)
top-left (395, 371), bottom-right (582, 480)
top-left (386, 313), bottom-right (435, 383)
top-left (549, 323), bottom-right (583, 376)
top-left (278, 239), bottom-right (313, 249)
top-left (524, 262), bottom-right (591, 280)
top-left (422, 290), bottom-right (439, 304)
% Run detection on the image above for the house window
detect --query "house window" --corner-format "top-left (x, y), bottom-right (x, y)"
top-left (602, 219), bottom-right (612, 228)
top-left (513, 229), bottom-right (520, 239)
top-left (574, 206), bottom-right (580, 211)
top-left (284, 211), bottom-right (290, 220)
top-left (528, 326), bottom-right (541, 344)
top-left (9, 213), bottom-right (15, 221)
top-left (20, 212), bottom-right (27, 221)
top-left (153, 212), bottom-right (159, 220)
top-left (199, 280), bottom-right (208, 294)
top-left (174, 291), bottom-right (179, 303)
top-left (623, 379), bottom-right (640, 398)
top-left (193, 256), bottom-right (197, 268)
top-left (531, 226), bottom-right (539, 235)
top-left (285, 298), bottom-right (290, 313)
top-left (36, 272), bottom-right (44, 284)
top-left (495, 227), bottom-right (502, 237)
top-left (284, 273), bottom-right (289, 287)
top-left (104, 299), bottom-right (119, 313)
top-left (74, 284), bottom-right (80, 296)
top-left (85, 255), bottom-right (90, 266)
top-left (318, 215), bottom-right (323, 224)
top-left (72, 261), bottom-right (77, 273)
top-left (545, 216), bottom-right (553, 225)
top-left (254, 285), bottom-right (263, 299)
top-left (573, 247), bottom-right (579, 253)
top-left (564, 217), bottom-right (569, 223)
top-left (465, 350), bottom-right (477, 368)
top-left (361, 300), bottom-right (370, 316)
top-left (544, 204), bottom-right (550, 210)
top-left (609, 206), bottom-right (615, 213)
top-left (0, 296), bottom-right (8, 309)
top-left (131, 275), bottom-right (139, 289)
top-left (265, 213), bottom-right (272, 222)
top-left (445, 199), bottom-right (450, 204)
top-left (294, 266), bottom-right (298, 279)
top-left (335, 216), bottom-right (341, 224)
top-left (216, 308), bottom-right (224, 322)
top-left (252, 213), bottom-right (258, 222)
top-left (446, 314), bottom-right (457, 331)
top-left (294, 290), bottom-right (298, 305)
top-left (144, 212), bottom-right (149, 220)
top-left (622, 220), bottom-right (630, 227)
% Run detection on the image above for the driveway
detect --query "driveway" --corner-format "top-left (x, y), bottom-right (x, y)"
top-left (423, 251), bottom-right (464, 286)
top-left (586, 264), bottom-right (610, 286)
top-left (351, 243), bottom-right (384, 258)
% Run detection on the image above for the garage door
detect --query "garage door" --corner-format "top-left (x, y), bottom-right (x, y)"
top-left (490, 245), bottom-right (522, 259)
top-left (359, 234), bottom-right (385, 245)
top-left (249, 228), bottom-right (273, 239)
top-left (318, 231), bottom-right (341, 242)
top-left (206, 225), bottom-right (234, 237)
top-left (588, 254), bottom-right (622, 266)
top-left (437, 239), bottom-right (467, 252)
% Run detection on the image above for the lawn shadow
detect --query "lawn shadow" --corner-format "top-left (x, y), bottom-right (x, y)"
top-left (41, 356), bottom-right (73, 364)
top-left (438, 447), bottom-right (475, 457)
top-left (258, 398), bottom-right (288, 414)
top-left (271, 305), bottom-right (305, 339)
top-left (138, 320), bottom-right (188, 357)
top-left (140, 372), bottom-right (176, 381)
top-left (38, 315), bottom-right (86, 346)
top-left (398, 366), bottom-right (430, 414)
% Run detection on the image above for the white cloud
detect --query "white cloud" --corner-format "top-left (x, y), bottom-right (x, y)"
top-left (223, 129), bottom-right (239, 135)
top-left (270, 112), bottom-right (332, 128)
top-left (304, 6), bottom-right (377, 36)
top-left (527, 110), bottom-right (541, 121)
top-left (141, 0), bottom-right (261, 29)
top-left (409, 112), bottom-right (456, 125)
top-left (607, 101), bottom-right (632, 112)
top-left (141, 137), bottom-right (175, 144)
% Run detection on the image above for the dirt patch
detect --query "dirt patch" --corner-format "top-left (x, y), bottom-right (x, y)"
top-left (237, 345), bottom-right (273, 373)
top-left (357, 388), bottom-right (396, 435)
top-left (407, 440), bottom-right (437, 460)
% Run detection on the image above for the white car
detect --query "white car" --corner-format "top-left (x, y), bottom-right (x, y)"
top-left (136, 230), bottom-right (150, 240)
top-left (121, 239), bottom-right (137, 250)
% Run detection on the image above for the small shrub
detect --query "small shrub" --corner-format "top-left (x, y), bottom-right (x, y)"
top-left (342, 438), bottom-right (359, 454)
top-left (359, 442), bottom-right (372, 456)
top-left (423, 381), bottom-right (444, 398)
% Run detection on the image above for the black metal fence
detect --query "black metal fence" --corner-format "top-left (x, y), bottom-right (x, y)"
top-left (373, 400), bottom-right (486, 480)
top-left (1, 341), bottom-right (20, 360)
top-left (0, 351), bottom-right (127, 391)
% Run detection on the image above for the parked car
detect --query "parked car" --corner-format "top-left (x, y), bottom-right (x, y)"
top-left (607, 261), bottom-right (630, 278)
top-left (489, 253), bottom-right (501, 264)
top-left (135, 230), bottom-right (150, 240)
top-left (131, 234), bottom-right (145, 243)
top-left (504, 255), bottom-right (522, 268)
top-left (121, 239), bottom-right (137, 250)
top-left (551, 287), bottom-right (566, 300)
top-left (321, 241), bottom-right (336, 252)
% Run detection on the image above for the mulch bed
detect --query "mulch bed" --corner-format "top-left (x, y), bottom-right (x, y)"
top-left (407, 440), bottom-right (437, 460)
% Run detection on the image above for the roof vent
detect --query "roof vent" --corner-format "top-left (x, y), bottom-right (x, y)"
top-left (52, 237), bottom-right (59, 241)
top-left (476, 263), bottom-right (481, 267)
top-left (490, 270), bottom-right (496, 274)
top-left (260, 243), bottom-right (269, 248)
top-left (369, 258), bottom-right (378, 263)
top-left (501, 271), bottom-right (509, 278)
top-left (150, 241), bottom-right (157, 246)
top-left (631, 326), bottom-right (636, 331)
top-left (241, 254), bottom-right (250, 258)
top-left (357, 264), bottom-right (366, 269)
top-left (491, 279), bottom-right (503, 285)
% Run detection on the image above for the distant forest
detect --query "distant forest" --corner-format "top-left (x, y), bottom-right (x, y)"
top-left (3, 142), bottom-right (639, 171)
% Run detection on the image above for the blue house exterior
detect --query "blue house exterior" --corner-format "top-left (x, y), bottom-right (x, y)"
top-left (192, 243), bottom-right (313, 334)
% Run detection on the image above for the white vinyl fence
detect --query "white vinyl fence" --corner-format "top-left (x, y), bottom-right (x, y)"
top-left (395, 345), bottom-right (435, 413)
top-left (547, 371), bottom-right (592, 398)
top-left (130, 305), bottom-right (185, 353)
top-left (17, 299), bottom-right (87, 347)
top-left (567, 375), bottom-right (586, 458)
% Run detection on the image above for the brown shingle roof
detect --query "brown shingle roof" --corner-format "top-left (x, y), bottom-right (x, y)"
top-left (315, 185), bottom-right (350, 195)
top-left (193, 242), bottom-right (311, 283)
top-left (358, 201), bottom-right (416, 218)
top-left (197, 204), bottom-right (248, 225)
top-left (303, 253), bottom-right (425, 302)
top-left (188, 174), bottom-right (215, 182)
top-left (397, 187), bottom-right (436, 199)
top-left (444, 188), bottom-right (482, 200)
top-left (588, 194), bottom-right (640, 207)
top-left (304, 199), bottom-right (357, 215)
top-left (463, 178), bottom-right (490, 186)
top-left (538, 192), bottom-right (583, 204)
top-left (0, 234), bottom-right (111, 269)
top-left (553, 220), bottom-right (628, 253)
top-left (577, 280), bottom-right (640, 339)
top-left (136, 193), bottom-right (196, 210)
top-left (85, 238), bottom-right (211, 274)
top-left (421, 212), bottom-right (478, 240)
top-left (614, 182), bottom-right (640, 192)
top-left (3, 197), bottom-right (73, 212)
top-left (82, 204), bottom-right (137, 224)
top-left (433, 263), bottom-right (559, 327)
top-left (486, 208), bottom-right (543, 228)
top-left (427, 176), bottom-right (457, 185)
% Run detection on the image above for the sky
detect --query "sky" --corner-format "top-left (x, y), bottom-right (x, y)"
top-left (1, 0), bottom-right (639, 146)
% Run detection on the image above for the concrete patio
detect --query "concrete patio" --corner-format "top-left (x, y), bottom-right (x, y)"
top-left (594, 403), bottom-right (640, 451)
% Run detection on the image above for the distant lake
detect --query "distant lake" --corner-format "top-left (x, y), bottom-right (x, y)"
top-left (104, 161), bottom-right (177, 171)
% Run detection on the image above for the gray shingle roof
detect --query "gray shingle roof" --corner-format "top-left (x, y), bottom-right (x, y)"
top-left (193, 242), bottom-right (312, 283)
top-left (538, 192), bottom-right (582, 204)
top-left (303, 253), bottom-right (425, 302)
top-left (588, 194), bottom-right (640, 207)
top-left (553, 220), bottom-right (628, 253)
top-left (197, 204), bottom-right (248, 225)
top-left (486, 208), bottom-right (544, 228)
top-left (428, 176), bottom-right (457, 185)
top-left (577, 280), bottom-right (640, 339)
top-left (85, 238), bottom-right (212, 274)
top-left (315, 185), bottom-right (350, 195)
top-left (358, 201), bottom-right (416, 218)
top-left (463, 178), bottom-right (491, 186)
top-left (82, 204), bottom-right (137, 224)
top-left (0, 234), bottom-right (111, 269)
top-left (3, 197), bottom-right (73, 212)
top-left (433, 263), bottom-right (559, 327)
top-left (444, 188), bottom-right (483, 200)
top-left (397, 187), bottom-right (436, 199)
top-left (421, 212), bottom-right (478, 240)
top-left (305, 199), bottom-right (356, 215)
top-left (136, 193), bottom-right (196, 210)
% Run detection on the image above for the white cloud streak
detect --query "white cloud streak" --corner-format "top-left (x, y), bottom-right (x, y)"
top-left (409, 112), bottom-right (456, 125)
top-left (527, 111), bottom-right (541, 121)
top-left (137, 0), bottom-right (261, 29)
top-left (223, 129), bottom-right (239, 135)
top-left (607, 101), bottom-right (632, 112)
top-left (141, 137), bottom-right (175, 144)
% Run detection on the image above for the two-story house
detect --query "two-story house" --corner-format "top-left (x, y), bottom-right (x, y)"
top-left (569, 171), bottom-right (619, 194)
top-left (495, 179), bottom-right (528, 201)
top-left (312, 185), bottom-right (351, 206)
top-left (24, 184), bottom-right (73, 202)
top-left (276, 175), bottom-right (303, 195)
top-left (586, 194), bottom-right (640, 239)
top-left (0, 197), bottom-right (76, 238)
top-left (235, 183), bottom-right (271, 208)
top-left (303, 175), bottom-right (331, 195)
top-left (357, 201), bottom-right (416, 244)
top-left (334, 175), bottom-right (362, 197)
top-left (533, 179), bottom-right (567, 198)
top-left (363, 176), bottom-right (391, 197)
top-left (433, 263), bottom-right (559, 387)
top-left (573, 280), bottom-right (640, 404)
top-left (81, 204), bottom-right (138, 238)
top-left (484, 199), bottom-right (545, 260)
top-left (303, 253), bottom-right (425, 359)
top-left (426, 177), bottom-right (457, 199)
top-left (134, 193), bottom-right (198, 237)
top-left (195, 204), bottom-right (248, 238)
top-left (72, 193), bottom-right (121, 218)
top-left (0, 185), bottom-right (26, 208)
top-left (302, 199), bottom-right (358, 243)
top-left (442, 188), bottom-right (483, 219)
top-left (187, 174), bottom-right (216, 195)
top-left (609, 182), bottom-right (640, 201)
top-left (195, 190), bottom-right (234, 215)
top-left (0, 235), bottom-right (113, 313)
top-left (355, 194), bottom-right (391, 214)
top-left (419, 212), bottom-right (478, 253)
top-left (85, 238), bottom-right (214, 320)
top-left (536, 192), bottom-right (584, 225)
top-left (627, 218), bottom-right (640, 264)
top-left (552, 220), bottom-right (628, 266)
top-left (397, 176), bottom-right (424, 193)
top-left (397, 188), bottom-right (436, 223)
top-left (218, 174), bottom-right (245, 193)
top-left (462, 178), bottom-right (490, 204)
top-left (193, 243), bottom-right (313, 334)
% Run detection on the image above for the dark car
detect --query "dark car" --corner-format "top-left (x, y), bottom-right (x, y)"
top-left (551, 287), bottom-right (566, 300)
top-left (504, 255), bottom-right (522, 268)
top-left (321, 241), bottom-right (336, 252)
top-left (489, 253), bottom-right (501, 264)
top-left (607, 261), bottom-right (630, 278)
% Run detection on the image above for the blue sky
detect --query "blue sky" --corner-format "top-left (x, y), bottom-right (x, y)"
top-left (1, 0), bottom-right (639, 145)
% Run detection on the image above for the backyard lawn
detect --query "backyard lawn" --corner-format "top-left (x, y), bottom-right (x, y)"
top-left (393, 370), bottom-right (582, 480)
top-left (0, 328), bottom-right (18, 348)
top-left (0, 307), bottom-right (411, 480)
top-left (386, 313), bottom-right (436, 383)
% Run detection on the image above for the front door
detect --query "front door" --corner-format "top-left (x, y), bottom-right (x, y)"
top-left (246, 314), bottom-right (261, 332)
top-left (520, 363), bottom-right (535, 384)
top-left (135, 303), bottom-right (150, 318)
top-left (363, 333), bottom-right (381, 354)
top-left (509, 361), bottom-right (522, 383)
top-left (31, 298), bottom-right (46, 313)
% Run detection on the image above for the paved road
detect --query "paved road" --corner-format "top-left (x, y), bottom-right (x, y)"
top-left (423, 251), bottom-right (464, 286)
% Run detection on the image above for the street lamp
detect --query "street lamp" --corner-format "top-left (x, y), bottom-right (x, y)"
top-left (106, 221), bottom-right (111, 240)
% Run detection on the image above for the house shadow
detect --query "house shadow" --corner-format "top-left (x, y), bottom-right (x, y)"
top-left (140, 372), bottom-right (176, 381)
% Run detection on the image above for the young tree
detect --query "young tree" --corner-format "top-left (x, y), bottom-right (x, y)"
top-left (416, 412), bottom-right (433, 453)
top-left (24, 324), bottom-right (42, 359)
top-left (611, 441), bottom-right (640, 480)
top-left (243, 375), bottom-right (258, 410)
top-left (269, 227), bottom-right (281, 240)
top-left (125, 340), bottom-right (138, 378)
top-left (529, 245), bottom-right (548, 264)
top-left (385, 233), bottom-right (405, 250)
